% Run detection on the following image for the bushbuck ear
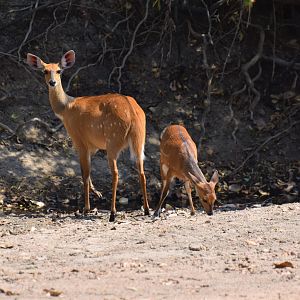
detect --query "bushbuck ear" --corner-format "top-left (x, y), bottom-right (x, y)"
top-left (188, 172), bottom-right (200, 185)
top-left (61, 50), bottom-right (75, 69)
top-left (27, 53), bottom-right (44, 70)
top-left (210, 170), bottom-right (219, 185)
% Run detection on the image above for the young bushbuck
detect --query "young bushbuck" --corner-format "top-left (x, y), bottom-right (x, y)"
top-left (154, 125), bottom-right (219, 217)
top-left (27, 50), bottom-right (149, 222)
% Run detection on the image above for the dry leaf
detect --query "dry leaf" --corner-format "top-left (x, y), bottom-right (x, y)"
top-left (189, 244), bottom-right (207, 251)
top-left (284, 182), bottom-right (295, 193)
top-left (0, 244), bottom-right (13, 249)
top-left (43, 289), bottom-right (63, 297)
top-left (274, 261), bottom-right (294, 269)
top-left (258, 189), bottom-right (269, 196)
top-left (0, 288), bottom-right (19, 296)
top-left (246, 240), bottom-right (258, 246)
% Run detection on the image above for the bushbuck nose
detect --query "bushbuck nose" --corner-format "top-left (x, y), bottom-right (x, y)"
top-left (49, 80), bottom-right (56, 87)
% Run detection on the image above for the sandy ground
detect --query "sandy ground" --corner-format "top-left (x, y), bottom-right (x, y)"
top-left (0, 203), bottom-right (299, 300)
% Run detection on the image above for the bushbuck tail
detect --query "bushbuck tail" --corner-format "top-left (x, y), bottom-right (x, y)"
top-left (154, 125), bottom-right (218, 217)
top-left (27, 50), bottom-right (149, 222)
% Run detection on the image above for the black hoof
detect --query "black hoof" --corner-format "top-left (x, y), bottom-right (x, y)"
top-left (191, 210), bottom-right (195, 216)
top-left (109, 212), bottom-right (116, 222)
top-left (83, 208), bottom-right (90, 215)
top-left (153, 209), bottom-right (161, 218)
top-left (144, 208), bottom-right (150, 216)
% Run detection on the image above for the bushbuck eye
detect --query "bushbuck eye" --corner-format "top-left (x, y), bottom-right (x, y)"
top-left (44, 70), bottom-right (49, 75)
top-left (56, 70), bottom-right (61, 74)
top-left (203, 199), bottom-right (208, 203)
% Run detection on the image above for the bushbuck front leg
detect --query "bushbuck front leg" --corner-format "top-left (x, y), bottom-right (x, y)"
top-left (136, 157), bottom-right (150, 216)
top-left (185, 181), bottom-right (195, 215)
top-left (79, 151), bottom-right (91, 213)
top-left (153, 177), bottom-right (172, 217)
top-left (108, 157), bottom-right (118, 222)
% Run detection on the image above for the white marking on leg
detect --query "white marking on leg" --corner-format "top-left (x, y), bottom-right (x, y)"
top-left (140, 144), bottom-right (145, 161)
top-left (128, 138), bottom-right (135, 161)
top-left (162, 164), bottom-right (169, 176)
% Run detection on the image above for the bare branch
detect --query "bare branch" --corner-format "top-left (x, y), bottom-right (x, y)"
top-left (1, 118), bottom-right (63, 140)
top-left (231, 119), bottom-right (300, 176)
top-left (109, 0), bottom-right (151, 93)
top-left (17, 0), bottom-right (40, 61)
top-left (241, 23), bottom-right (265, 120)
top-left (0, 88), bottom-right (10, 101)
top-left (200, 0), bottom-right (213, 44)
top-left (198, 34), bottom-right (214, 152)
top-left (0, 122), bottom-right (15, 135)
top-left (221, 1), bottom-right (243, 80)
top-left (262, 55), bottom-right (300, 70)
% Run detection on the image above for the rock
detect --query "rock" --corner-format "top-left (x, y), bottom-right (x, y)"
top-left (119, 197), bottom-right (129, 205)
top-left (228, 184), bottom-right (242, 193)
top-left (189, 244), bottom-right (207, 251)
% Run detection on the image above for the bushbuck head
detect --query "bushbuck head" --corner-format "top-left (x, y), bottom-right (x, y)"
top-left (27, 50), bottom-right (75, 88)
top-left (189, 170), bottom-right (219, 215)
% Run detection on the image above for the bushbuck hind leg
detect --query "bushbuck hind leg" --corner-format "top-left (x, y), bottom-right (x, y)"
top-left (108, 157), bottom-right (118, 222)
top-left (136, 157), bottom-right (149, 216)
top-left (89, 178), bottom-right (102, 198)
top-left (154, 177), bottom-right (172, 217)
top-left (79, 150), bottom-right (91, 213)
top-left (185, 181), bottom-right (195, 215)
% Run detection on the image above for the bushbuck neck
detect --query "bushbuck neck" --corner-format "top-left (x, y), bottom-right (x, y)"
top-left (184, 150), bottom-right (208, 184)
top-left (48, 79), bottom-right (72, 118)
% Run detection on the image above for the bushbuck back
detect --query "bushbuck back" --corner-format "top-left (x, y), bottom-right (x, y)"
top-left (154, 125), bottom-right (218, 217)
top-left (27, 50), bottom-right (149, 222)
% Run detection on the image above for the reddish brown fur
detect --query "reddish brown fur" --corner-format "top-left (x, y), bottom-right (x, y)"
top-left (27, 51), bottom-right (149, 222)
top-left (154, 125), bottom-right (218, 216)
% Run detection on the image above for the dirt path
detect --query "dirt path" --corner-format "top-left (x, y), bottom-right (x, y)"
top-left (1, 203), bottom-right (300, 299)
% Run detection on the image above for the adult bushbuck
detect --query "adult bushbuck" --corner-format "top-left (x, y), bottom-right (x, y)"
top-left (27, 50), bottom-right (149, 222)
top-left (154, 125), bottom-right (219, 217)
